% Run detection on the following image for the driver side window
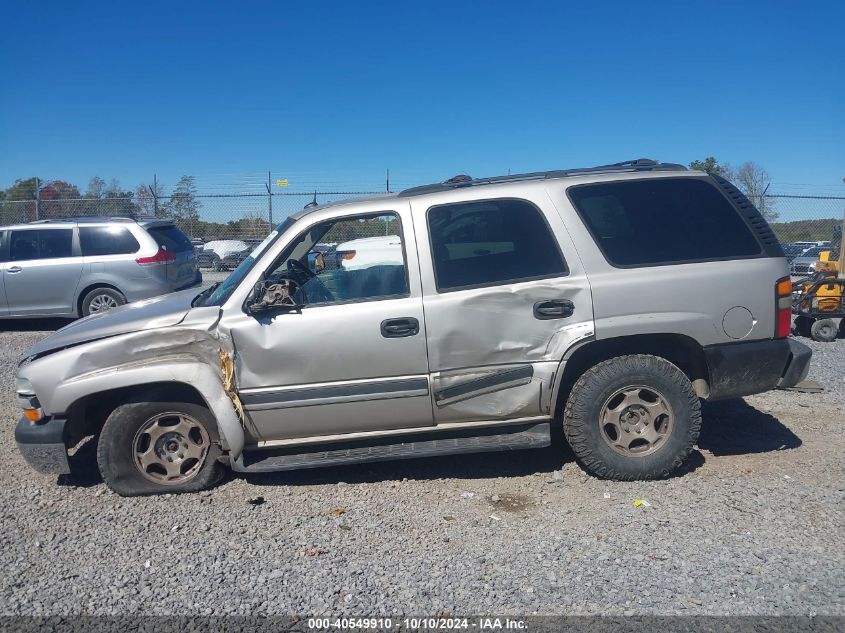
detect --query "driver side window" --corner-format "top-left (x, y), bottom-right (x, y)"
top-left (265, 212), bottom-right (409, 307)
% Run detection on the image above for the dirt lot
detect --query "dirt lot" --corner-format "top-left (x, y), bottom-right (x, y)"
top-left (0, 321), bottom-right (843, 616)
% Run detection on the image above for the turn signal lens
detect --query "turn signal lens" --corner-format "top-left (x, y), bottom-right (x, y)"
top-left (777, 278), bottom-right (792, 296)
top-left (23, 408), bottom-right (43, 422)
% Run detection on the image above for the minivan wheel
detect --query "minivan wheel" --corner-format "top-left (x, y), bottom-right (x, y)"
top-left (563, 354), bottom-right (701, 481)
top-left (97, 401), bottom-right (224, 496)
top-left (81, 287), bottom-right (126, 317)
top-left (810, 318), bottom-right (838, 343)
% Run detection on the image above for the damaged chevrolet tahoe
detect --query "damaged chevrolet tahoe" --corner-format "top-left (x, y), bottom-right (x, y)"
top-left (14, 159), bottom-right (812, 496)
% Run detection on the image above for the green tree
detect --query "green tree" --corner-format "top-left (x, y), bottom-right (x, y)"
top-left (170, 175), bottom-right (201, 237)
top-left (4, 177), bottom-right (39, 200)
top-left (688, 157), bottom-right (731, 177)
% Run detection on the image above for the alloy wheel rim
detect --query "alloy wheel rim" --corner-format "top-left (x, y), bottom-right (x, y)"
top-left (89, 294), bottom-right (119, 312)
top-left (132, 412), bottom-right (210, 484)
top-left (599, 385), bottom-right (674, 457)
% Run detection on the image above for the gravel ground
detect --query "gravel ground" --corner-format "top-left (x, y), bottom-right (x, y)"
top-left (0, 319), bottom-right (843, 616)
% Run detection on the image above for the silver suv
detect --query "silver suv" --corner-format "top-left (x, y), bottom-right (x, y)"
top-left (14, 160), bottom-right (812, 495)
top-left (0, 217), bottom-right (201, 318)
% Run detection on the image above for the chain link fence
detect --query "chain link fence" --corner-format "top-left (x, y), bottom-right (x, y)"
top-left (0, 191), bottom-right (385, 241)
top-left (0, 188), bottom-right (842, 250)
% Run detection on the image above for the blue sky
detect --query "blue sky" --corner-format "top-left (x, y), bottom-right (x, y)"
top-left (1, 0), bottom-right (843, 196)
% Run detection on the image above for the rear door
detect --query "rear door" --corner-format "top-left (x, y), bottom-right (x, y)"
top-left (411, 189), bottom-right (594, 425)
top-left (4, 227), bottom-right (83, 315)
top-left (144, 223), bottom-right (198, 290)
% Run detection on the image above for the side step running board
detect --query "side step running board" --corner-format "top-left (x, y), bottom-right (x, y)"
top-left (237, 422), bottom-right (551, 473)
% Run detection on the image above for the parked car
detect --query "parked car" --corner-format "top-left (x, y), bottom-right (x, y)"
top-left (220, 240), bottom-right (264, 270)
top-left (790, 246), bottom-right (827, 276)
top-left (0, 217), bottom-right (200, 318)
top-left (334, 234), bottom-right (403, 270)
top-left (197, 240), bottom-right (249, 270)
top-left (782, 243), bottom-right (809, 263)
top-left (15, 159), bottom-right (811, 496)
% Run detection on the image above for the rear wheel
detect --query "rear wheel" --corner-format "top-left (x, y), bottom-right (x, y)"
top-left (563, 354), bottom-right (701, 480)
top-left (81, 287), bottom-right (126, 317)
top-left (810, 318), bottom-right (838, 343)
top-left (97, 401), bottom-right (224, 496)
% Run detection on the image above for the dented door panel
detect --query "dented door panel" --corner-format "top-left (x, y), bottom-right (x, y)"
top-left (409, 186), bottom-right (594, 425)
top-left (431, 361), bottom-right (558, 423)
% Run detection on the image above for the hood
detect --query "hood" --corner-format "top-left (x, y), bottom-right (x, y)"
top-left (28, 288), bottom-right (201, 357)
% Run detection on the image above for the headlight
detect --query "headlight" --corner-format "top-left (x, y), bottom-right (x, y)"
top-left (16, 376), bottom-right (35, 395)
top-left (16, 376), bottom-right (43, 422)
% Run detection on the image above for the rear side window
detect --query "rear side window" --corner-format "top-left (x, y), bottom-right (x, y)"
top-left (428, 198), bottom-right (567, 291)
top-left (80, 226), bottom-right (140, 256)
top-left (568, 178), bottom-right (762, 267)
top-left (146, 225), bottom-right (193, 253)
top-left (10, 229), bottom-right (73, 261)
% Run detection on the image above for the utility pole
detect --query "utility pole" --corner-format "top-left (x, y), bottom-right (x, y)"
top-left (148, 175), bottom-right (159, 217)
top-left (34, 176), bottom-right (40, 221)
top-left (266, 171), bottom-right (273, 229)
top-left (386, 168), bottom-right (390, 193)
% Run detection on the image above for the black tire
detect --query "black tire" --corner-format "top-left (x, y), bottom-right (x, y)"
top-left (563, 354), bottom-right (701, 481)
top-left (97, 400), bottom-right (224, 496)
top-left (839, 318), bottom-right (845, 339)
top-left (810, 318), bottom-right (838, 343)
top-left (81, 287), bottom-right (126, 317)
top-left (793, 315), bottom-right (814, 338)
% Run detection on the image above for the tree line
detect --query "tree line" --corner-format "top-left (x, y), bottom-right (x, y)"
top-left (0, 175), bottom-right (271, 240)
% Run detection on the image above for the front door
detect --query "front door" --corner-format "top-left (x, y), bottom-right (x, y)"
top-left (4, 228), bottom-right (83, 316)
top-left (223, 206), bottom-right (433, 441)
top-left (411, 192), bottom-right (594, 425)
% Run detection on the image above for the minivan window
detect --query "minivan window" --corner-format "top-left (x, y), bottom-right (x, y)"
top-left (146, 225), bottom-right (193, 253)
top-left (10, 229), bottom-right (73, 261)
top-left (427, 198), bottom-right (567, 291)
top-left (568, 178), bottom-right (762, 267)
top-left (80, 226), bottom-right (141, 256)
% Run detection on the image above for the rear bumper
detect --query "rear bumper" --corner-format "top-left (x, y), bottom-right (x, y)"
top-left (704, 338), bottom-right (812, 401)
top-left (14, 416), bottom-right (70, 474)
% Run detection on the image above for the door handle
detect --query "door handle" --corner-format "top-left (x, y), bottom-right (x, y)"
top-left (6, 266), bottom-right (22, 274)
top-left (533, 299), bottom-right (574, 320)
top-left (381, 317), bottom-right (420, 338)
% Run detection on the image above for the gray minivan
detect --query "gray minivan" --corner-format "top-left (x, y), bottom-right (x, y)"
top-left (0, 217), bottom-right (201, 318)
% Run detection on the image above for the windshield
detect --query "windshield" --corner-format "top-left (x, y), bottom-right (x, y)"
top-left (193, 218), bottom-right (294, 307)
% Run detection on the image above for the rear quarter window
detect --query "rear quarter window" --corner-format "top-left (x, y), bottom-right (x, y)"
top-left (567, 178), bottom-right (763, 267)
top-left (80, 226), bottom-right (140, 256)
top-left (146, 225), bottom-right (193, 253)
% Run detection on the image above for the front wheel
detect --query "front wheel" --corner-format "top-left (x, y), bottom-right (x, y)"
top-left (563, 354), bottom-right (701, 480)
top-left (97, 401), bottom-right (224, 496)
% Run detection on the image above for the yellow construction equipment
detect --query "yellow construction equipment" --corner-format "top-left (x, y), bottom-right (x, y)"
top-left (792, 221), bottom-right (844, 342)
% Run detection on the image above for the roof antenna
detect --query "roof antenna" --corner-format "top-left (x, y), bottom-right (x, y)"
top-left (303, 190), bottom-right (319, 210)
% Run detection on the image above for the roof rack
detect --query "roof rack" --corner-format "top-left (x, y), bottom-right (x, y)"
top-left (28, 216), bottom-right (172, 225)
top-left (397, 158), bottom-right (687, 197)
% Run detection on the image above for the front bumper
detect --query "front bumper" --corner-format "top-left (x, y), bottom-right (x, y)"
top-left (704, 338), bottom-right (812, 401)
top-left (14, 416), bottom-right (70, 474)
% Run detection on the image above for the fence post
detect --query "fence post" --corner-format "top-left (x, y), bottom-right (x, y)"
top-left (267, 171), bottom-right (273, 229)
top-left (34, 176), bottom-right (40, 221)
top-left (839, 207), bottom-right (845, 280)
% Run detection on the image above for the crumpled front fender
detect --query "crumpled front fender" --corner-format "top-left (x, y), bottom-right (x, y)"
top-left (20, 326), bottom-right (246, 458)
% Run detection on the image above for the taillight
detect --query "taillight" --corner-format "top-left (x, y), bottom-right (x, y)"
top-left (775, 276), bottom-right (792, 338)
top-left (136, 248), bottom-right (177, 265)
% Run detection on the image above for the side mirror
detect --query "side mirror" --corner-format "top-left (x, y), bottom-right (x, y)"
top-left (247, 280), bottom-right (303, 315)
